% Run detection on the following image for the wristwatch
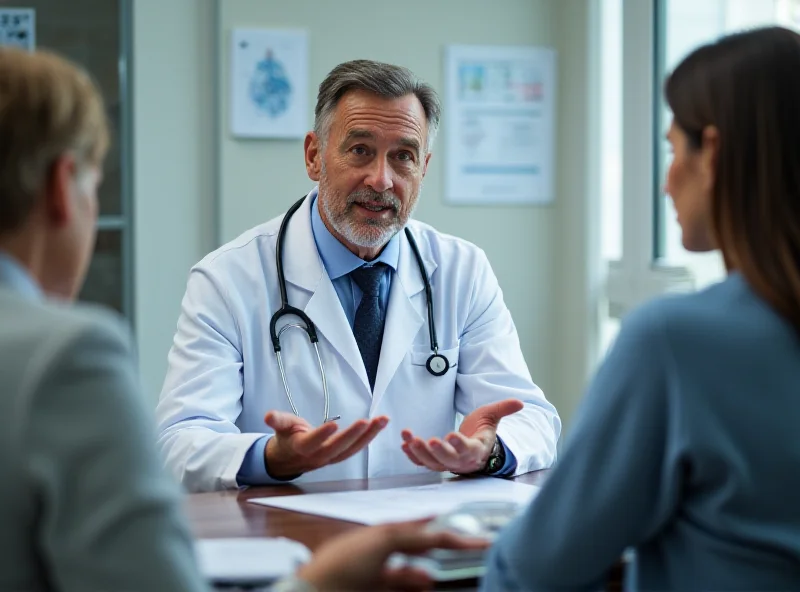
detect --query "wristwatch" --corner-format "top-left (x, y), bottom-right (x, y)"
top-left (481, 437), bottom-right (506, 474)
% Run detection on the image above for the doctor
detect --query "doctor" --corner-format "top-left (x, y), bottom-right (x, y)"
top-left (156, 59), bottom-right (560, 492)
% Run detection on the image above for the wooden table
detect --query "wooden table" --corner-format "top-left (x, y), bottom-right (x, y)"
top-left (184, 470), bottom-right (623, 590)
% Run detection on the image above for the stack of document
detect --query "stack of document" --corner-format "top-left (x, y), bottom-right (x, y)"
top-left (195, 537), bottom-right (311, 587)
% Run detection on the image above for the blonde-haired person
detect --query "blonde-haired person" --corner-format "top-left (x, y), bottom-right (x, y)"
top-left (481, 26), bottom-right (800, 591)
top-left (0, 46), bottom-right (481, 592)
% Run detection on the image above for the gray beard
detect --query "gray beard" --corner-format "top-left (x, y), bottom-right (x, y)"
top-left (318, 180), bottom-right (421, 249)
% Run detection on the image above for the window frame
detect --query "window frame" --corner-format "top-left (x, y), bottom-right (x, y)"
top-left (604, 0), bottom-right (695, 320)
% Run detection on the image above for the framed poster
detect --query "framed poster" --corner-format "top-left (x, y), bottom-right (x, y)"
top-left (230, 28), bottom-right (308, 139)
top-left (444, 45), bottom-right (557, 205)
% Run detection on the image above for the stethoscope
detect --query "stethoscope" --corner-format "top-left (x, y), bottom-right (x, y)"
top-left (269, 196), bottom-right (450, 423)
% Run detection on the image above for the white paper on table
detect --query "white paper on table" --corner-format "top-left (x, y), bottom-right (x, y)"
top-left (249, 478), bottom-right (540, 525)
top-left (195, 537), bottom-right (311, 585)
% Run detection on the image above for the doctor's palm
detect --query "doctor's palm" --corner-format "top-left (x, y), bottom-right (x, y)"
top-left (264, 411), bottom-right (389, 479)
top-left (401, 398), bottom-right (524, 474)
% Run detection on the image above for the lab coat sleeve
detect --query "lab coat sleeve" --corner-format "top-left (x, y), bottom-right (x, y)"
top-left (480, 303), bottom-right (684, 591)
top-left (454, 249), bottom-right (561, 475)
top-left (156, 264), bottom-right (271, 492)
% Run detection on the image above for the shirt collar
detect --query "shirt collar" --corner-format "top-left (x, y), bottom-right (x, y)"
top-left (309, 187), bottom-right (400, 280)
top-left (0, 251), bottom-right (43, 300)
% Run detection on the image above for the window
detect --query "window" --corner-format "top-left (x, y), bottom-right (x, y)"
top-left (601, 0), bottom-right (800, 331)
top-left (597, 0), bottom-right (623, 356)
top-left (0, 0), bottom-right (134, 318)
top-left (655, 0), bottom-right (800, 289)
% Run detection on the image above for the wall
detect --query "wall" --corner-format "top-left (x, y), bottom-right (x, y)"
top-left (217, 0), bottom-right (560, 408)
top-left (133, 0), bottom-right (216, 402)
top-left (551, 0), bottom-right (599, 432)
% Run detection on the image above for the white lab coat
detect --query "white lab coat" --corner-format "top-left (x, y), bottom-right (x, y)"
top-left (156, 192), bottom-right (560, 492)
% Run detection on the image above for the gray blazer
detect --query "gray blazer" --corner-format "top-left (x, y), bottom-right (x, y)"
top-left (0, 263), bottom-right (208, 591)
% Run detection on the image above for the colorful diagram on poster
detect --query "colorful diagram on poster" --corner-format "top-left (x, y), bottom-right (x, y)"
top-left (444, 45), bottom-right (557, 205)
top-left (249, 50), bottom-right (292, 117)
top-left (231, 28), bottom-right (308, 139)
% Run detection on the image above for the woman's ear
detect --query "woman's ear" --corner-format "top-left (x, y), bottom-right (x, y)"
top-left (700, 125), bottom-right (719, 192)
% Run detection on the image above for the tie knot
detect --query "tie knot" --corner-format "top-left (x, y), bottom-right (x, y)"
top-left (350, 263), bottom-right (386, 297)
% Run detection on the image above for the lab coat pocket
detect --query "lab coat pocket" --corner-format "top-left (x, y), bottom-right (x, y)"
top-left (402, 344), bottom-right (460, 432)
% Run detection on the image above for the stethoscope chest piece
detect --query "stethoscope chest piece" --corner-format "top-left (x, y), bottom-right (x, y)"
top-left (426, 352), bottom-right (450, 376)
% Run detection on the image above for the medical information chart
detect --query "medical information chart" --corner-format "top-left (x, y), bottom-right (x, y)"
top-left (444, 45), bottom-right (557, 206)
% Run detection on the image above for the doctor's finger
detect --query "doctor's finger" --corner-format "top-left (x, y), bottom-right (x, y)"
top-left (314, 419), bottom-right (374, 461)
top-left (264, 410), bottom-right (313, 434)
top-left (426, 439), bottom-right (462, 467)
top-left (328, 419), bottom-right (388, 464)
top-left (409, 438), bottom-right (448, 472)
top-left (481, 398), bottom-right (525, 424)
top-left (292, 421), bottom-right (342, 455)
top-left (401, 443), bottom-right (425, 467)
top-left (445, 432), bottom-right (485, 457)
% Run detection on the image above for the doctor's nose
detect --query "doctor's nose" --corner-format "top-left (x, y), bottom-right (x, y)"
top-left (364, 158), bottom-right (393, 194)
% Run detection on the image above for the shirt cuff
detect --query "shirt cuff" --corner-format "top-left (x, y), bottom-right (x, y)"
top-left (236, 436), bottom-right (270, 486)
top-left (492, 436), bottom-right (518, 477)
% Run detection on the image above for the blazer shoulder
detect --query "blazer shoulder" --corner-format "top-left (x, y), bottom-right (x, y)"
top-left (2, 295), bottom-right (134, 370)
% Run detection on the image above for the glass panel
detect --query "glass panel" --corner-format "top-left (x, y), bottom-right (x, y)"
top-left (0, 0), bottom-right (123, 216)
top-left (654, 0), bottom-right (800, 288)
top-left (79, 229), bottom-right (124, 313)
top-left (600, 0), bottom-right (623, 263)
top-left (597, 0), bottom-right (624, 359)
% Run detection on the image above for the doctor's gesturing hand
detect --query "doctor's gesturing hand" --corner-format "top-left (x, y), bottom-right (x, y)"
top-left (264, 411), bottom-right (390, 479)
top-left (401, 399), bottom-right (524, 474)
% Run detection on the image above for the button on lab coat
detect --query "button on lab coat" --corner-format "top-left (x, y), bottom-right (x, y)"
top-left (156, 193), bottom-right (561, 492)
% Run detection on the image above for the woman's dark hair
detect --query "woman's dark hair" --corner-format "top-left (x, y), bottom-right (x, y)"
top-left (665, 26), bottom-right (800, 331)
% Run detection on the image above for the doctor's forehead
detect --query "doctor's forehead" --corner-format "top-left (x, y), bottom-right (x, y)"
top-left (330, 90), bottom-right (428, 146)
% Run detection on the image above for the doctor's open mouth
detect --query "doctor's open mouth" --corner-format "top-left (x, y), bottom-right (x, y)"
top-left (355, 201), bottom-right (394, 212)
top-left (347, 197), bottom-right (400, 220)
top-left (351, 202), bottom-right (398, 220)
top-left (346, 190), bottom-right (401, 214)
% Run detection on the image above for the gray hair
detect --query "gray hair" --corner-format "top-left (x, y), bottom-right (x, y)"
top-left (314, 59), bottom-right (441, 153)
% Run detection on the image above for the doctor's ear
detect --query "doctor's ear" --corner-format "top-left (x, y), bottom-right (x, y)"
top-left (422, 152), bottom-right (432, 177)
top-left (304, 132), bottom-right (322, 182)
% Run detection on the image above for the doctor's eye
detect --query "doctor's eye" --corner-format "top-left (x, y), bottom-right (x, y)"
top-left (395, 150), bottom-right (415, 162)
top-left (350, 145), bottom-right (370, 157)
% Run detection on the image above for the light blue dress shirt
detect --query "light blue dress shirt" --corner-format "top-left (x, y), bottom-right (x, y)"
top-left (238, 192), bottom-right (515, 484)
top-left (0, 252), bottom-right (41, 301)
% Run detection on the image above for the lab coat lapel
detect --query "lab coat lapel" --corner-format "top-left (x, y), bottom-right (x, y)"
top-left (282, 194), bottom-right (370, 391)
top-left (371, 229), bottom-right (437, 407)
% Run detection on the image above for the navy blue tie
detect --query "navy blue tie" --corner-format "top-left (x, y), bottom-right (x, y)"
top-left (351, 264), bottom-right (387, 391)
